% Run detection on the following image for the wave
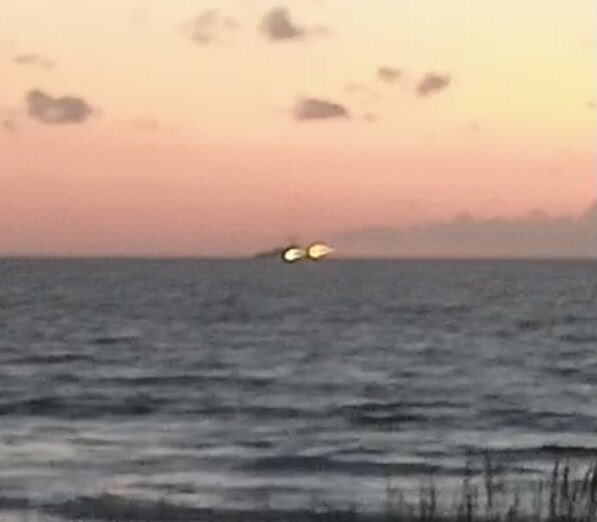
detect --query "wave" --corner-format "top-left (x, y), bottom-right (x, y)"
top-left (99, 373), bottom-right (275, 389)
top-left (239, 455), bottom-right (463, 476)
top-left (127, 481), bottom-right (198, 495)
top-left (346, 411), bottom-right (430, 428)
top-left (471, 403), bottom-right (597, 433)
top-left (42, 494), bottom-right (389, 522)
top-left (382, 303), bottom-right (474, 318)
top-left (44, 494), bottom-right (209, 522)
top-left (0, 395), bottom-right (315, 420)
top-left (515, 318), bottom-right (549, 332)
top-left (0, 496), bottom-right (32, 510)
top-left (0, 394), bottom-right (158, 418)
top-left (2, 353), bottom-right (94, 365)
top-left (466, 444), bottom-right (597, 460)
top-left (558, 333), bottom-right (597, 345)
top-left (39, 493), bottom-right (381, 522)
top-left (339, 400), bottom-right (465, 413)
top-left (337, 400), bottom-right (463, 429)
top-left (165, 404), bottom-right (312, 419)
top-left (516, 316), bottom-right (596, 333)
top-left (93, 333), bottom-right (140, 345)
top-left (0, 393), bottom-right (466, 422)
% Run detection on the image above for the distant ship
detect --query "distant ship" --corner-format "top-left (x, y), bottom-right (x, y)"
top-left (254, 243), bottom-right (334, 263)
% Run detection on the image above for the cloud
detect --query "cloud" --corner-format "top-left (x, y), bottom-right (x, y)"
top-left (377, 66), bottom-right (401, 83)
top-left (417, 73), bottom-right (451, 97)
top-left (332, 203), bottom-right (597, 258)
top-left (13, 53), bottom-right (54, 69)
top-left (188, 9), bottom-right (238, 45)
top-left (25, 89), bottom-right (93, 125)
top-left (294, 98), bottom-right (349, 120)
top-left (260, 7), bottom-right (305, 41)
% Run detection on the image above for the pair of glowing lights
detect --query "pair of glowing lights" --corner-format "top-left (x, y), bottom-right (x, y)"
top-left (282, 243), bottom-right (334, 263)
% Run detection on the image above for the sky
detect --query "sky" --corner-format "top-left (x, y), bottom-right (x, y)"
top-left (1, 0), bottom-right (595, 257)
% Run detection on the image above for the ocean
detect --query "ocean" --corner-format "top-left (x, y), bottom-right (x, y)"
top-left (0, 258), bottom-right (596, 520)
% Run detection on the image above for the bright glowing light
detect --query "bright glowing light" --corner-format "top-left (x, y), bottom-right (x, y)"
top-left (306, 243), bottom-right (334, 260)
top-left (282, 247), bottom-right (306, 263)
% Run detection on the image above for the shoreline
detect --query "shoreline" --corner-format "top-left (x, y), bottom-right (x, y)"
top-left (2, 459), bottom-right (595, 522)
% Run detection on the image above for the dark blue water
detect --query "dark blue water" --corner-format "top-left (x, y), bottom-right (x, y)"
top-left (0, 259), bottom-right (596, 517)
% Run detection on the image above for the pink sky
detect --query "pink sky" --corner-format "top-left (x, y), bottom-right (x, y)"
top-left (1, 0), bottom-right (595, 256)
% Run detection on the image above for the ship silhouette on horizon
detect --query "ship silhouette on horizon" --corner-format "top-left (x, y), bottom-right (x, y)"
top-left (254, 243), bottom-right (334, 263)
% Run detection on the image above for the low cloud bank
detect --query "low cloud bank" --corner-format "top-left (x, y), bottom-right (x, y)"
top-left (333, 204), bottom-right (597, 258)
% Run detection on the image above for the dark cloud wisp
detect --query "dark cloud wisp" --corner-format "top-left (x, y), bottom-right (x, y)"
top-left (13, 53), bottom-right (54, 69)
top-left (417, 73), bottom-right (451, 97)
top-left (189, 9), bottom-right (238, 45)
top-left (26, 89), bottom-right (93, 125)
top-left (261, 7), bottom-right (304, 41)
top-left (377, 66), bottom-right (401, 83)
top-left (294, 98), bottom-right (349, 120)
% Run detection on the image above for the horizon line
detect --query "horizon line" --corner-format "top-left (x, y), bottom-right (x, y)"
top-left (1, 254), bottom-right (596, 262)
